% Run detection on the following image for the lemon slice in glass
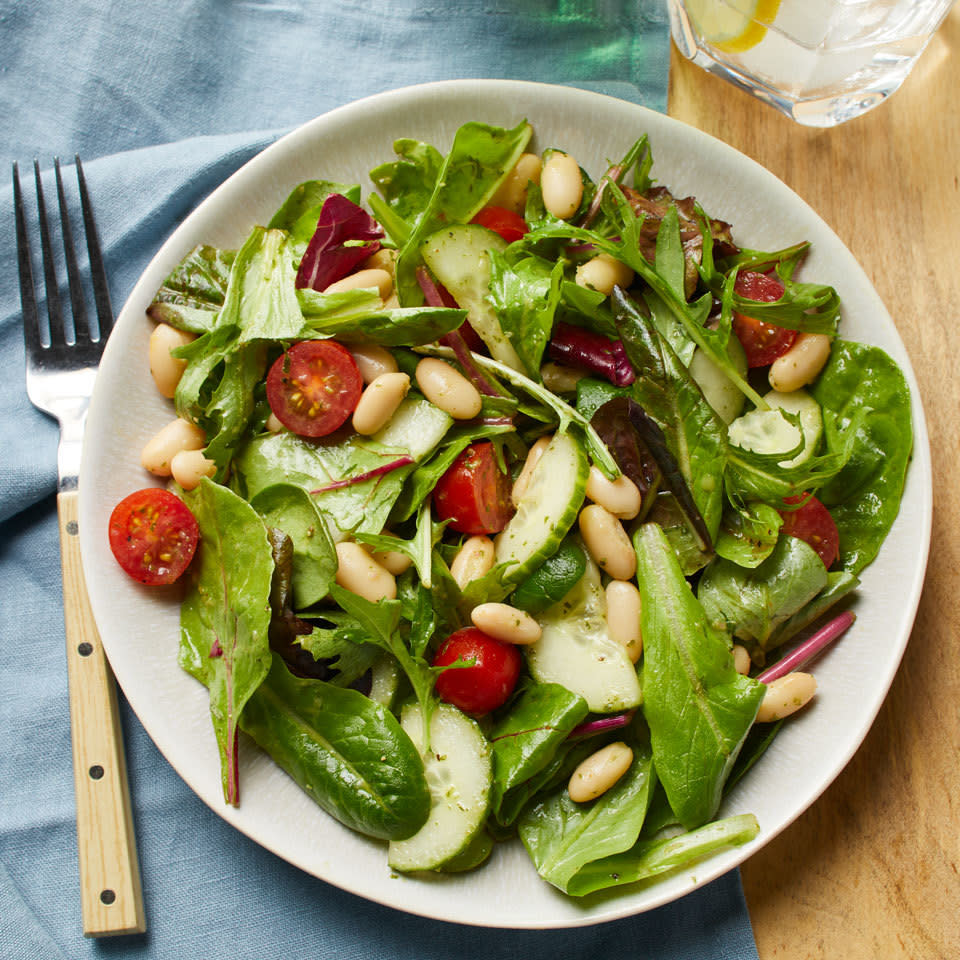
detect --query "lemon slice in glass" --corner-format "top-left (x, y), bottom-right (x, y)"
top-left (684, 0), bottom-right (781, 53)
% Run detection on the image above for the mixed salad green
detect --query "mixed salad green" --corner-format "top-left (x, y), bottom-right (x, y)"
top-left (129, 118), bottom-right (912, 896)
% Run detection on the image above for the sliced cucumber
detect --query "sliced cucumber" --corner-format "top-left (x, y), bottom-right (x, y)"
top-left (688, 335), bottom-right (748, 425)
top-left (728, 388), bottom-right (823, 468)
top-left (419, 224), bottom-right (523, 370)
top-left (527, 548), bottom-right (643, 713)
top-left (436, 827), bottom-right (494, 873)
top-left (494, 431), bottom-right (588, 583)
top-left (368, 653), bottom-right (402, 710)
top-left (373, 394), bottom-right (453, 458)
top-left (387, 703), bottom-right (492, 873)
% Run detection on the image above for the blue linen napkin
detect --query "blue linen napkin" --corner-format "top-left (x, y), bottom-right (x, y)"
top-left (0, 2), bottom-right (761, 957)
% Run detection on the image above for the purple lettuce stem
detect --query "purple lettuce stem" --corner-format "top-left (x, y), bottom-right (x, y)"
top-left (568, 711), bottom-right (636, 740)
top-left (756, 611), bottom-right (856, 685)
top-left (548, 321), bottom-right (636, 387)
top-left (310, 456), bottom-right (414, 495)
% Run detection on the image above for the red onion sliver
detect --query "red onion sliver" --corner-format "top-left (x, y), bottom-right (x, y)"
top-left (568, 710), bottom-right (636, 740)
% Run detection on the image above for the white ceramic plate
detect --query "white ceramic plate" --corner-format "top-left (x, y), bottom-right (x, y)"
top-left (79, 79), bottom-right (932, 928)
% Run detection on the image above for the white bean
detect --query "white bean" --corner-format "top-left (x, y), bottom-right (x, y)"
top-left (578, 504), bottom-right (636, 581)
top-left (352, 372), bottom-right (410, 435)
top-left (768, 333), bottom-right (832, 392)
top-left (756, 672), bottom-right (817, 722)
top-left (605, 580), bottom-right (642, 663)
top-left (585, 465), bottom-right (643, 520)
top-left (360, 247), bottom-right (397, 275)
top-left (490, 152), bottom-right (543, 214)
top-left (471, 602), bottom-right (542, 645)
top-left (266, 412), bottom-right (286, 433)
top-left (540, 362), bottom-right (585, 394)
top-left (575, 254), bottom-right (635, 297)
top-left (511, 435), bottom-right (552, 507)
top-left (733, 644), bottom-right (752, 676)
top-left (540, 152), bottom-right (583, 220)
top-left (415, 358), bottom-right (482, 420)
top-left (334, 541), bottom-right (397, 603)
top-left (450, 535), bottom-right (496, 589)
top-left (568, 741), bottom-right (633, 802)
top-left (350, 343), bottom-right (399, 384)
top-left (149, 323), bottom-right (196, 398)
top-left (323, 268), bottom-right (393, 301)
top-left (371, 531), bottom-right (412, 576)
top-left (170, 449), bottom-right (216, 491)
top-left (141, 418), bottom-right (206, 476)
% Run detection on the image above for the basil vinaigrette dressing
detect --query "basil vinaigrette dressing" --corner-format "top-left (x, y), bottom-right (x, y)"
top-left (113, 118), bottom-right (911, 893)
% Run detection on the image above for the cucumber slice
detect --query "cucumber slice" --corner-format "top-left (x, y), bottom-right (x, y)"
top-left (373, 394), bottom-right (453, 458)
top-left (688, 335), bottom-right (748, 425)
top-left (728, 388), bottom-right (823, 468)
top-left (387, 703), bottom-right (492, 873)
top-left (368, 654), bottom-right (402, 710)
top-left (419, 224), bottom-right (524, 370)
top-left (494, 431), bottom-right (588, 583)
top-left (436, 827), bottom-right (494, 873)
top-left (527, 548), bottom-right (643, 713)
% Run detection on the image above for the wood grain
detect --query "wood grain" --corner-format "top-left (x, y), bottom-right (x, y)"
top-left (668, 9), bottom-right (960, 958)
top-left (57, 491), bottom-right (146, 937)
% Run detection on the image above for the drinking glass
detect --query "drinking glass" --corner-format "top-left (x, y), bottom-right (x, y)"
top-left (668, 0), bottom-right (956, 126)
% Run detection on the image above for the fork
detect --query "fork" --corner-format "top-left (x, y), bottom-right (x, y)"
top-left (13, 158), bottom-right (146, 937)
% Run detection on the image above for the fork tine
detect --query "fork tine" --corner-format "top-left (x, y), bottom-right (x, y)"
top-left (75, 157), bottom-right (114, 342)
top-left (34, 160), bottom-right (66, 347)
top-left (55, 157), bottom-right (91, 345)
top-left (13, 162), bottom-right (43, 359)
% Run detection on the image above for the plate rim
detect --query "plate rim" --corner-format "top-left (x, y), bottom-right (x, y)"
top-left (79, 78), bottom-right (933, 928)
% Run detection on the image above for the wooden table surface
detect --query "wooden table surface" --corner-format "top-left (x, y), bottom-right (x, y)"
top-left (668, 9), bottom-right (960, 958)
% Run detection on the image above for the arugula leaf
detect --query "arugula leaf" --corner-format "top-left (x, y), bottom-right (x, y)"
top-left (240, 654), bottom-right (429, 840)
top-left (613, 292), bottom-right (726, 542)
top-left (810, 340), bottom-right (913, 574)
top-left (178, 479), bottom-right (274, 805)
top-left (697, 534), bottom-right (829, 650)
top-left (355, 499), bottom-right (437, 588)
top-left (295, 612), bottom-right (381, 686)
top-left (635, 523), bottom-right (764, 829)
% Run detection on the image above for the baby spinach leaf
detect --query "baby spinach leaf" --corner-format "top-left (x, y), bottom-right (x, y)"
top-left (763, 569), bottom-right (859, 653)
top-left (369, 138), bottom-right (444, 225)
top-left (394, 120), bottom-right (533, 304)
top-left (179, 479), bottom-right (274, 805)
top-left (635, 523), bottom-right (764, 829)
top-left (697, 535), bottom-right (829, 649)
top-left (240, 654), bottom-right (430, 840)
top-left (487, 251), bottom-right (563, 378)
top-left (517, 731), bottom-right (656, 893)
top-left (810, 340), bottom-right (913, 574)
top-left (249, 483), bottom-right (338, 609)
top-left (489, 683), bottom-right (589, 823)
top-left (563, 813), bottom-right (759, 896)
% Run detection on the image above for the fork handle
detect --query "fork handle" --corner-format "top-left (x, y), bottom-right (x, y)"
top-left (57, 490), bottom-right (146, 937)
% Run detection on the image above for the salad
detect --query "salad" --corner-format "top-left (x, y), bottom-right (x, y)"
top-left (108, 118), bottom-right (912, 896)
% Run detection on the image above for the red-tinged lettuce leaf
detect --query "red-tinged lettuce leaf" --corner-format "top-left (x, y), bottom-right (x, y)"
top-left (549, 321), bottom-right (635, 387)
top-left (178, 478), bottom-right (274, 805)
top-left (295, 193), bottom-right (384, 292)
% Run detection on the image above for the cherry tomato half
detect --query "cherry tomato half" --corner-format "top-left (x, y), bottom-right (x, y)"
top-left (266, 340), bottom-right (362, 437)
top-left (732, 271), bottom-right (797, 368)
top-left (109, 488), bottom-right (200, 585)
top-left (432, 441), bottom-right (514, 535)
top-left (471, 205), bottom-right (529, 244)
top-left (432, 627), bottom-right (522, 716)
top-left (780, 494), bottom-right (840, 569)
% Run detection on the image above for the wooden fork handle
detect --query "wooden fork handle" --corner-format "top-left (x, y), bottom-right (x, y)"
top-left (57, 490), bottom-right (146, 937)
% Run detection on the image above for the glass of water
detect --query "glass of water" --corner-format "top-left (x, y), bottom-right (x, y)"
top-left (669, 0), bottom-right (956, 126)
